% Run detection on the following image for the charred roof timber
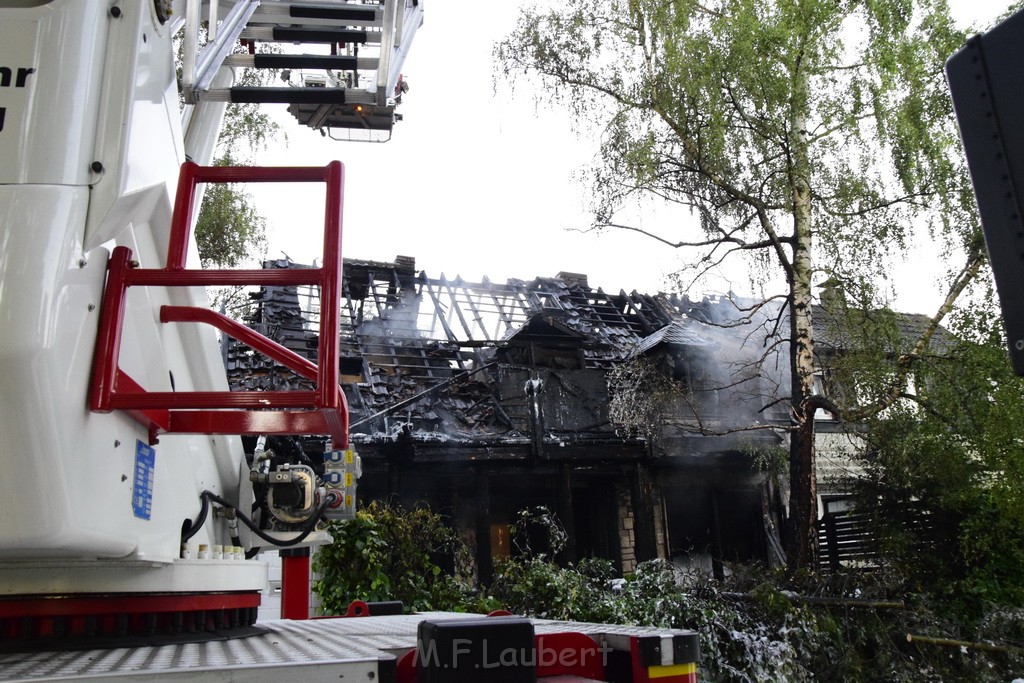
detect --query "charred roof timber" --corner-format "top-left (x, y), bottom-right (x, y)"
top-left (223, 257), bottom-right (939, 462)
top-left (224, 256), bottom-right (695, 452)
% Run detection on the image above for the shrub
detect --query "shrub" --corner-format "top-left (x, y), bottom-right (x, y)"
top-left (313, 501), bottom-right (474, 614)
top-left (313, 503), bottom-right (1024, 680)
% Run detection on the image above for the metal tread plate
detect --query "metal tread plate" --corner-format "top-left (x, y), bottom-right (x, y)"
top-left (0, 612), bottom-right (694, 681)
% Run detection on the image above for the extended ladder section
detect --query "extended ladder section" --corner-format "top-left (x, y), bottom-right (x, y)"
top-left (181, 0), bottom-right (423, 139)
top-left (90, 162), bottom-right (349, 449)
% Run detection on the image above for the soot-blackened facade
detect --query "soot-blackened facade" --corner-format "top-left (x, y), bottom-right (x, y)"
top-left (226, 256), bottom-right (796, 580)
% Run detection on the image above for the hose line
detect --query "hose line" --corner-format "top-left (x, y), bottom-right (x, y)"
top-left (183, 489), bottom-right (333, 549)
top-left (200, 490), bottom-right (332, 548)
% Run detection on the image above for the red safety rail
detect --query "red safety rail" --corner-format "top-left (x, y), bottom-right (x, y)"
top-left (90, 161), bottom-right (348, 449)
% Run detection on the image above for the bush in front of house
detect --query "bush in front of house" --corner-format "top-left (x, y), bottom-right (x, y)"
top-left (312, 500), bottom-right (489, 614)
top-left (313, 502), bottom-right (1024, 680)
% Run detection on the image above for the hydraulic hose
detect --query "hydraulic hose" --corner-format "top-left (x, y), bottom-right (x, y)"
top-left (181, 490), bottom-right (212, 543)
top-left (200, 490), bottom-right (333, 548)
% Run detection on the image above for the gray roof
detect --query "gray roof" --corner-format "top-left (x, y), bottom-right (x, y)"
top-left (633, 320), bottom-right (710, 356)
top-left (812, 305), bottom-right (956, 354)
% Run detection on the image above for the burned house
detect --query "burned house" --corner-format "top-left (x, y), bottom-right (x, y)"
top-left (225, 256), bottom-right (817, 579)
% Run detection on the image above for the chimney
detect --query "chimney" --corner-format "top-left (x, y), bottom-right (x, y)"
top-left (818, 277), bottom-right (846, 309)
top-left (556, 271), bottom-right (589, 289)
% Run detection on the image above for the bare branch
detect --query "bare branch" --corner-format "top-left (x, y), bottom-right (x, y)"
top-left (594, 219), bottom-right (790, 253)
top-left (817, 190), bottom-right (932, 218)
top-left (844, 247), bottom-right (986, 422)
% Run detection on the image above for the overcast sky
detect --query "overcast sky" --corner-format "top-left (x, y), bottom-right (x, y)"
top-left (250, 0), bottom-right (1009, 315)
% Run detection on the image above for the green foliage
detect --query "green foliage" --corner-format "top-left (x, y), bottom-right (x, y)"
top-left (490, 556), bottom-right (612, 621)
top-left (312, 506), bottom-right (393, 610)
top-left (487, 507), bottom-right (619, 620)
top-left (311, 500), bottom-right (1024, 678)
top-left (851, 316), bottom-right (1024, 614)
top-left (194, 152), bottom-right (268, 269)
top-left (194, 151), bottom-right (267, 315)
top-left (493, 555), bottom-right (1024, 681)
top-left (746, 444), bottom-right (789, 479)
top-left (496, 0), bottom-right (979, 285)
top-left (312, 501), bottom-right (480, 614)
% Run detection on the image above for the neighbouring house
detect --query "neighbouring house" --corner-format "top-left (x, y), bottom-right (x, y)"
top-left (808, 279), bottom-right (955, 570)
top-left (224, 256), bottom-right (946, 579)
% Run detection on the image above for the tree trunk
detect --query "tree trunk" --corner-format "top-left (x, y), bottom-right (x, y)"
top-left (789, 403), bottom-right (818, 570)
top-left (787, 83), bottom-right (819, 571)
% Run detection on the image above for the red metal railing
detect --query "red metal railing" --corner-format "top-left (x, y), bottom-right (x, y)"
top-left (89, 161), bottom-right (348, 449)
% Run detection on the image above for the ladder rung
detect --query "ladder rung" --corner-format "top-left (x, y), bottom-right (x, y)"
top-left (224, 54), bottom-right (379, 71)
top-left (252, 4), bottom-right (381, 27)
top-left (239, 26), bottom-right (378, 44)
top-left (202, 86), bottom-right (369, 105)
top-left (249, 13), bottom-right (378, 28)
top-left (290, 3), bottom-right (379, 21)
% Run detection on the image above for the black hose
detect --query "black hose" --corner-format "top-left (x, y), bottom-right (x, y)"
top-left (231, 535), bottom-right (263, 560)
top-left (201, 490), bottom-right (331, 548)
top-left (182, 490), bottom-right (211, 543)
top-left (230, 534), bottom-right (263, 559)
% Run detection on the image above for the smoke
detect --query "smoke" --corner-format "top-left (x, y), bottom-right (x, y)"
top-left (663, 294), bottom-right (792, 435)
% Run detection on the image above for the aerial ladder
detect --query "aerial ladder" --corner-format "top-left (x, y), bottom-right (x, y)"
top-left (180, 0), bottom-right (420, 139)
top-left (0, 1), bottom-right (700, 680)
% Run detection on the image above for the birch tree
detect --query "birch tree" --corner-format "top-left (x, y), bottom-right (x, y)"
top-left (497, 0), bottom-right (987, 568)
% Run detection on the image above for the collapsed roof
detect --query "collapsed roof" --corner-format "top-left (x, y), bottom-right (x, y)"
top-left (224, 256), bottom-right (934, 450)
top-left (224, 256), bottom-right (749, 445)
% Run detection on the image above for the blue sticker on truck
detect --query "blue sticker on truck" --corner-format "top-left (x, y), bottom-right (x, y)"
top-left (132, 440), bottom-right (155, 520)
